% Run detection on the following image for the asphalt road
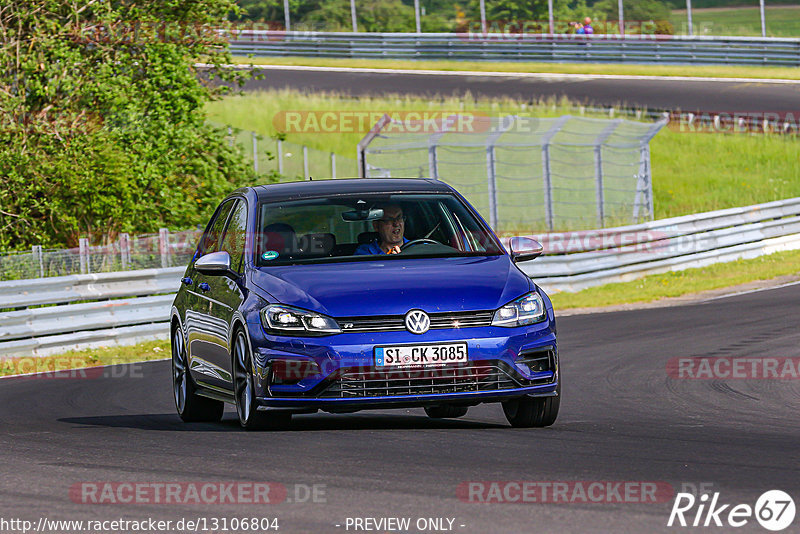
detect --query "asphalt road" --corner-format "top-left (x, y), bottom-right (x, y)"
top-left (2, 283), bottom-right (799, 533)
top-left (241, 66), bottom-right (800, 112)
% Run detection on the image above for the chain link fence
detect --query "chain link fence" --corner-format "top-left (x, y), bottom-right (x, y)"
top-left (220, 124), bottom-right (359, 180)
top-left (0, 229), bottom-right (202, 281)
top-left (359, 114), bottom-right (667, 233)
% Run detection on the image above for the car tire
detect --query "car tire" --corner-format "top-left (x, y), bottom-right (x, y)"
top-left (232, 329), bottom-right (291, 431)
top-left (172, 325), bottom-right (224, 423)
top-left (502, 380), bottom-right (560, 428)
top-left (424, 405), bottom-right (469, 419)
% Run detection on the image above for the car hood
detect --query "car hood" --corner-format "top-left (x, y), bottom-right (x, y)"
top-left (250, 255), bottom-right (531, 317)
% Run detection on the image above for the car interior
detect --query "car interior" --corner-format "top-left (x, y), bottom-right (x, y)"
top-left (255, 196), bottom-right (500, 265)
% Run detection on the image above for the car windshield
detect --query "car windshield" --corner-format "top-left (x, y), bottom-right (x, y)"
top-left (255, 192), bottom-right (503, 266)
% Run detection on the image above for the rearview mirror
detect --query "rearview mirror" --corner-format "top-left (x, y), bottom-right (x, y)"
top-left (342, 208), bottom-right (384, 222)
top-left (509, 237), bottom-right (543, 263)
top-left (195, 251), bottom-right (231, 274)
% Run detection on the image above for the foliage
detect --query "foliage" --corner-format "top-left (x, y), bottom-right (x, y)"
top-left (0, 0), bottom-right (257, 250)
top-left (592, 0), bottom-right (672, 26)
top-left (233, 0), bottom-right (674, 33)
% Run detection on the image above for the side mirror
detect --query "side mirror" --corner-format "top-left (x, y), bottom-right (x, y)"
top-left (195, 251), bottom-right (231, 274)
top-left (509, 237), bottom-right (543, 263)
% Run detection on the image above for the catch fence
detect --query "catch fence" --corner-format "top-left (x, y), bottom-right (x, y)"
top-left (359, 114), bottom-right (667, 233)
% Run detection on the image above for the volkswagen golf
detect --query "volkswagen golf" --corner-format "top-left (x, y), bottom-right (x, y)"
top-left (170, 179), bottom-right (559, 430)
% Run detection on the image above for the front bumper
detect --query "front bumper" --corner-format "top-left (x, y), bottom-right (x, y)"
top-left (246, 308), bottom-right (558, 411)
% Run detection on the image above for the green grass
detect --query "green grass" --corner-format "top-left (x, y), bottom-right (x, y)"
top-left (652, 130), bottom-right (800, 218)
top-left (550, 247), bottom-right (800, 309)
top-left (0, 340), bottom-right (169, 377)
top-left (233, 56), bottom-right (800, 80)
top-left (670, 5), bottom-right (800, 37)
top-left (206, 89), bottom-right (800, 220)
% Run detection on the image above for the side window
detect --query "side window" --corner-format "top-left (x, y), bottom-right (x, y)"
top-left (219, 200), bottom-right (248, 274)
top-left (199, 200), bottom-right (235, 256)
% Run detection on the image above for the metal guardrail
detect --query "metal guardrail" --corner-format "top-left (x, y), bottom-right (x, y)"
top-left (506, 197), bottom-right (800, 254)
top-left (228, 31), bottom-right (800, 66)
top-left (3, 197), bottom-right (800, 357)
top-left (0, 269), bottom-right (184, 357)
top-left (516, 197), bottom-right (800, 292)
top-left (0, 267), bottom-right (185, 309)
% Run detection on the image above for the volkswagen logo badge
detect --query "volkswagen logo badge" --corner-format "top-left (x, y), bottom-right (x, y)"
top-left (405, 309), bottom-right (430, 334)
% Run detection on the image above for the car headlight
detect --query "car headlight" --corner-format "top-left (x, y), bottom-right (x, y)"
top-left (492, 292), bottom-right (546, 327)
top-left (260, 305), bottom-right (341, 336)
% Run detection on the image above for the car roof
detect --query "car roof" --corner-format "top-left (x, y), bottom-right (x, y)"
top-left (253, 178), bottom-right (453, 203)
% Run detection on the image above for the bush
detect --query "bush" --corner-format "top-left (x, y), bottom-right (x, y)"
top-left (0, 0), bottom-right (257, 251)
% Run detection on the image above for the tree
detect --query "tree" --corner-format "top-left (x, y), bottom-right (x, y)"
top-left (0, 0), bottom-right (257, 250)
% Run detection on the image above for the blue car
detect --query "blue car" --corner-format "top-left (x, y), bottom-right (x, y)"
top-left (170, 179), bottom-right (559, 430)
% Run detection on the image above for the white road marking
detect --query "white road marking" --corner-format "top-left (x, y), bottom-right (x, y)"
top-left (700, 279), bottom-right (800, 302)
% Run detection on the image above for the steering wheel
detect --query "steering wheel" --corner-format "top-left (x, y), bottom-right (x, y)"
top-left (400, 238), bottom-right (440, 251)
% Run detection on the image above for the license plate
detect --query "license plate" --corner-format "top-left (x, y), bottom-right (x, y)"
top-left (374, 342), bottom-right (468, 368)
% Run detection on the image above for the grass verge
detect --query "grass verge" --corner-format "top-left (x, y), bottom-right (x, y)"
top-left (0, 339), bottom-right (169, 377)
top-left (549, 248), bottom-right (800, 309)
top-left (670, 5), bottom-right (800, 38)
top-left (233, 56), bottom-right (800, 81)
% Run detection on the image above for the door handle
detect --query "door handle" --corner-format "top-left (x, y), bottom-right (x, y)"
top-left (198, 282), bottom-right (211, 292)
top-left (181, 277), bottom-right (193, 286)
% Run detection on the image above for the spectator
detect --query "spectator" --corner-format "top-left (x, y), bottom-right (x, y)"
top-left (583, 17), bottom-right (594, 35)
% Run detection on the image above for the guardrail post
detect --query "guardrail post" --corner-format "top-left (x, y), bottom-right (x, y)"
top-left (428, 144), bottom-right (439, 180)
top-left (541, 145), bottom-right (554, 232)
top-left (331, 152), bottom-right (336, 179)
top-left (486, 146), bottom-right (499, 230)
top-left (79, 238), bottom-right (89, 274)
top-left (120, 233), bottom-right (131, 270)
top-left (594, 147), bottom-right (605, 228)
top-left (252, 132), bottom-right (258, 174)
top-left (483, 116), bottom-right (515, 231)
top-left (277, 139), bottom-right (284, 175)
top-left (426, 117), bottom-right (456, 181)
top-left (32, 245), bottom-right (44, 278)
top-left (540, 116), bottom-right (570, 232)
top-left (635, 118), bottom-right (668, 222)
top-left (159, 228), bottom-right (171, 268)
top-left (303, 145), bottom-right (310, 179)
top-left (593, 120), bottom-right (622, 228)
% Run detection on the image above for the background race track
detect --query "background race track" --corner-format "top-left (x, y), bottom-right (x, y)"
top-left (241, 66), bottom-right (800, 113)
top-left (2, 283), bottom-right (798, 533)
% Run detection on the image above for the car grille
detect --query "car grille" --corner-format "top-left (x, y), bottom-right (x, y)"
top-left (318, 361), bottom-right (549, 398)
top-left (338, 310), bottom-right (494, 333)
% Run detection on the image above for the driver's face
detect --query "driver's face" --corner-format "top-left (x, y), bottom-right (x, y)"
top-left (374, 206), bottom-right (404, 247)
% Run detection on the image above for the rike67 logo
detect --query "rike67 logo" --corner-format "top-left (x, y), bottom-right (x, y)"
top-left (668, 490), bottom-right (796, 531)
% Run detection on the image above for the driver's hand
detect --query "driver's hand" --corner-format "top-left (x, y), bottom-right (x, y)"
top-left (387, 245), bottom-right (401, 255)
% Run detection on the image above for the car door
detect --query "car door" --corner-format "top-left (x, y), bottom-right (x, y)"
top-left (186, 198), bottom-right (236, 391)
top-left (190, 198), bottom-right (248, 392)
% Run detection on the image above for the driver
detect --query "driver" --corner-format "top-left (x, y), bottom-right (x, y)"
top-left (354, 204), bottom-right (409, 255)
